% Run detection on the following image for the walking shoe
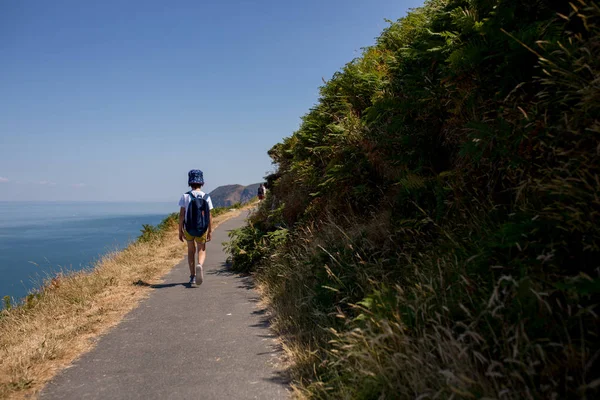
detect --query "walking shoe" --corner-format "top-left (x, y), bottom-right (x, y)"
top-left (196, 265), bottom-right (204, 285)
top-left (189, 275), bottom-right (197, 287)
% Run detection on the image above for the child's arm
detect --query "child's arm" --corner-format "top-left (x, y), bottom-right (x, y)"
top-left (207, 213), bottom-right (213, 242)
top-left (178, 207), bottom-right (185, 242)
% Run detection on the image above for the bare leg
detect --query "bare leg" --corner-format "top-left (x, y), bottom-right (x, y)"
top-left (186, 240), bottom-right (196, 276)
top-left (197, 242), bottom-right (206, 266)
top-left (196, 242), bottom-right (206, 284)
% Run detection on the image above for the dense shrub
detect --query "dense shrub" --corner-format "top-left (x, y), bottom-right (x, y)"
top-left (229, 1), bottom-right (600, 398)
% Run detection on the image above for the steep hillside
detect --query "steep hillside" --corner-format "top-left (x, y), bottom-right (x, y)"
top-left (209, 183), bottom-right (260, 207)
top-left (226, 1), bottom-right (600, 399)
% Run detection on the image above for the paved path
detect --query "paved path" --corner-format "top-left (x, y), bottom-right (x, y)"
top-left (41, 213), bottom-right (288, 400)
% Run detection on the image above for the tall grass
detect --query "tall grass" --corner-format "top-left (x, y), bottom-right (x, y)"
top-left (227, 1), bottom-right (600, 398)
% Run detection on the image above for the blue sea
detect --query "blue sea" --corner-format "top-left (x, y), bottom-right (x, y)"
top-left (0, 201), bottom-right (176, 304)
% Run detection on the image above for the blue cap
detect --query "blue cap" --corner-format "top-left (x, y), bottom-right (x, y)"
top-left (188, 169), bottom-right (204, 185)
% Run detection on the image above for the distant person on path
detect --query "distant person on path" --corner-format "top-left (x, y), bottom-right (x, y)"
top-left (257, 183), bottom-right (266, 201)
top-left (178, 170), bottom-right (213, 287)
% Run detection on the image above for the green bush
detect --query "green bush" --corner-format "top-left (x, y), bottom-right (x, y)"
top-left (225, 210), bottom-right (289, 274)
top-left (137, 212), bottom-right (178, 243)
top-left (227, 1), bottom-right (600, 398)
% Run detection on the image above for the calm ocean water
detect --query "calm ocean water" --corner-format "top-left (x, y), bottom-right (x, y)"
top-left (0, 201), bottom-right (176, 304)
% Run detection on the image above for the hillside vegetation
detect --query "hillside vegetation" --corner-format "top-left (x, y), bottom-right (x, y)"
top-left (226, 0), bottom-right (600, 398)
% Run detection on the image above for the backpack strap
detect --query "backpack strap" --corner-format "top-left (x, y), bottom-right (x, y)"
top-left (187, 191), bottom-right (206, 200)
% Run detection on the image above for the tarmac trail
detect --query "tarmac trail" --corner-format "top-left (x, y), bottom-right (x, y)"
top-left (41, 213), bottom-right (288, 400)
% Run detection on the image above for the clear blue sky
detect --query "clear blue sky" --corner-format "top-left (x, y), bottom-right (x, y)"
top-left (0, 0), bottom-right (422, 201)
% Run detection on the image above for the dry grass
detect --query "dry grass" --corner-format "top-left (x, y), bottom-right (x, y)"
top-left (0, 207), bottom-right (248, 400)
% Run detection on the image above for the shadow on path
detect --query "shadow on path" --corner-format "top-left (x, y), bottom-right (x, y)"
top-left (264, 371), bottom-right (291, 386)
top-left (133, 280), bottom-right (194, 289)
top-left (208, 261), bottom-right (256, 291)
top-left (208, 261), bottom-right (292, 386)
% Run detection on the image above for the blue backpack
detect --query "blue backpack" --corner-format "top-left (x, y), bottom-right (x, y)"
top-left (185, 191), bottom-right (210, 237)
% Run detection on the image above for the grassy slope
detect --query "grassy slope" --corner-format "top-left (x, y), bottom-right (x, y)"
top-left (0, 204), bottom-right (249, 399)
top-left (227, 1), bottom-right (600, 399)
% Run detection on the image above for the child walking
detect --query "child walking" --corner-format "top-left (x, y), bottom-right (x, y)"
top-left (178, 170), bottom-right (213, 287)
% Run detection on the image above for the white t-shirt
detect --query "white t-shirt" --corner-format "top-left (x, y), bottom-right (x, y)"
top-left (178, 190), bottom-right (214, 222)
